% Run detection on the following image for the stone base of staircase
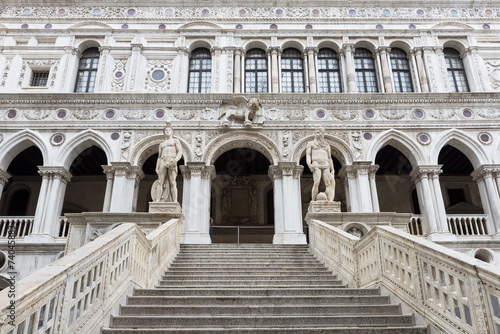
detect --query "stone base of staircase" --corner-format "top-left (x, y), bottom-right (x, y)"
top-left (102, 244), bottom-right (428, 333)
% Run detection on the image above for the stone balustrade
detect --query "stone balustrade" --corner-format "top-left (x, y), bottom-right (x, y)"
top-left (0, 217), bottom-right (34, 238)
top-left (447, 215), bottom-right (489, 236)
top-left (308, 219), bottom-right (500, 334)
top-left (408, 215), bottom-right (423, 236)
top-left (0, 219), bottom-right (181, 334)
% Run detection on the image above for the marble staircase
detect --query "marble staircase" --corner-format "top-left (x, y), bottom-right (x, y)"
top-left (101, 244), bottom-right (428, 333)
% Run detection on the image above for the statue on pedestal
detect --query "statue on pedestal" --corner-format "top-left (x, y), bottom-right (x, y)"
top-left (306, 127), bottom-right (335, 201)
top-left (151, 123), bottom-right (182, 203)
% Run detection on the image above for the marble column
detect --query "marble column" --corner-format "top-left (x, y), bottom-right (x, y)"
top-left (180, 163), bottom-right (216, 244)
top-left (471, 165), bottom-right (500, 235)
top-left (60, 47), bottom-right (81, 92)
top-left (96, 45), bottom-right (110, 92)
top-left (377, 47), bottom-right (393, 93)
top-left (101, 165), bottom-right (114, 213)
top-left (210, 47), bottom-right (222, 93)
top-left (31, 167), bottom-right (72, 239)
top-left (306, 47), bottom-right (317, 93)
top-left (461, 47), bottom-right (481, 92)
top-left (233, 48), bottom-right (242, 93)
top-left (435, 47), bottom-right (451, 92)
top-left (268, 163), bottom-right (307, 245)
top-left (412, 48), bottom-right (429, 92)
top-left (341, 44), bottom-right (357, 93)
top-left (270, 47), bottom-right (280, 93)
top-left (410, 166), bottom-right (452, 239)
top-left (176, 47), bottom-right (190, 93)
top-left (127, 41), bottom-right (143, 91)
top-left (108, 162), bottom-right (144, 213)
top-left (368, 164), bottom-right (380, 212)
top-left (0, 168), bottom-right (11, 203)
top-left (340, 162), bottom-right (377, 213)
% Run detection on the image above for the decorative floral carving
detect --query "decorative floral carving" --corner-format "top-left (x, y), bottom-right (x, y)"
top-left (265, 108), bottom-right (280, 120)
top-left (24, 110), bottom-right (50, 120)
top-left (477, 108), bottom-right (500, 119)
top-left (1, 60), bottom-right (11, 87)
top-left (285, 109), bottom-right (307, 120)
top-left (72, 110), bottom-right (99, 120)
top-left (173, 110), bottom-right (197, 120)
top-left (381, 109), bottom-right (407, 120)
top-left (201, 108), bottom-right (218, 120)
top-left (123, 110), bottom-right (148, 120)
top-left (332, 109), bottom-right (358, 121)
top-left (120, 130), bottom-right (132, 161)
top-left (111, 59), bottom-right (127, 92)
top-left (144, 59), bottom-right (172, 92)
top-left (429, 109), bottom-right (456, 120)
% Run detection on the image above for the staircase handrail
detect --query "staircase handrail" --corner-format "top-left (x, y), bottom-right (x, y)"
top-left (0, 218), bottom-right (181, 334)
top-left (308, 219), bottom-right (500, 334)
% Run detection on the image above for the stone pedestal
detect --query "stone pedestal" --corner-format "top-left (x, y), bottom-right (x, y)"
top-left (307, 201), bottom-right (342, 213)
top-left (149, 202), bottom-right (182, 214)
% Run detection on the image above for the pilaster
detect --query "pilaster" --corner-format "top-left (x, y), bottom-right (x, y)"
top-left (108, 162), bottom-right (144, 213)
top-left (471, 165), bottom-right (500, 235)
top-left (180, 162), bottom-right (216, 244)
top-left (268, 162), bottom-right (306, 245)
top-left (341, 44), bottom-right (357, 93)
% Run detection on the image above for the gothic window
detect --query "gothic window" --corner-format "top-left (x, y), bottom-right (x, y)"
top-left (188, 48), bottom-right (212, 93)
top-left (444, 48), bottom-right (469, 92)
top-left (354, 48), bottom-right (378, 93)
top-left (281, 48), bottom-right (304, 93)
top-left (317, 48), bottom-right (342, 93)
top-left (74, 47), bottom-right (100, 93)
top-left (390, 48), bottom-right (414, 92)
top-left (245, 49), bottom-right (268, 93)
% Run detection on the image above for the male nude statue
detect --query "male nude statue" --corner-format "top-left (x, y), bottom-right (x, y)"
top-left (151, 123), bottom-right (183, 202)
top-left (306, 127), bottom-right (335, 201)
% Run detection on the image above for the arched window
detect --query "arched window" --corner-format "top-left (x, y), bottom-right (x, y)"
top-left (444, 48), bottom-right (469, 92)
top-left (317, 48), bottom-right (342, 93)
top-left (390, 48), bottom-right (413, 92)
top-left (245, 49), bottom-right (268, 93)
top-left (354, 48), bottom-right (378, 93)
top-left (74, 47), bottom-right (100, 93)
top-left (188, 48), bottom-right (212, 93)
top-left (281, 48), bottom-right (304, 93)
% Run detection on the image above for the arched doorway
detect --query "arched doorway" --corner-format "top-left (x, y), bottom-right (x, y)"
top-left (0, 146), bottom-right (43, 217)
top-left (137, 153), bottom-right (185, 212)
top-left (63, 146), bottom-right (107, 213)
top-left (212, 148), bottom-right (272, 243)
top-left (438, 145), bottom-right (485, 235)
top-left (375, 145), bottom-right (414, 213)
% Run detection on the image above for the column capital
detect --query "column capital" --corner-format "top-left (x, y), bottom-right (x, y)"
top-left (211, 46), bottom-right (222, 55)
top-left (64, 46), bottom-right (80, 56)
top-left (433, 46), bottom-right (444, 55)
top-left (38, 166), bottom-right (72, 184)
top-left (267, 47), bottom-right (282, 56)
top-left (176, 46), bottom-right (190, 55)
top-left (376, 46), bottom-right (391, 54)
top-left (98, 46), bottom-right (111, 53)
top-left (471, 164), bottom-right (499, 182)
top-left (341, 43), bottom-right (355, 54)
top-left (0, 169), bottom-right (11, 186)
top-left (410, 47), bottom-right (423, 56)
top-left (340, 162), bottom-right (375, 178)
top-left (233, 48), bottom-right (244, 56)
top-left (268, 162), bottom-right (303, 180)
top-left (180, 162), bottom-right (215, 180)
top-left (102, 165), bottom-right (115, 180)
top-left (305, 47), bottom-right (318, 55)
top-left (110, 162), bottom-right (144, 180)
top-left (410, 165), bottom-right (443, 183)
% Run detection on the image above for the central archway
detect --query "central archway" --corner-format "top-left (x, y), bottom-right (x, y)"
top-left (211, 148), bottom-right (272, 243)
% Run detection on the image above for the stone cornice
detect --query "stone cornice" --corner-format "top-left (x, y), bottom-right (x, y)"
top-left (1, 93), bottom-right (500, 106)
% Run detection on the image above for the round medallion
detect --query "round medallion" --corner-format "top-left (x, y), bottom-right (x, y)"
top-left (270, 24), bottom-right (278, 30)
top-left (111, 133), bottom-right (120, 140)
top-left (21, 24), bottom-right (29, 29)
top-left (364, 109), bottom-right (375, 119)
top-left (155, 110), bottom-right (166, 119)
top-left (236, 24), bottom-right (243, 30)
top-left (114, 71), bottom-right (123, 79)
top-left (105, 110), bottom-right (116, 119)
top-left (23, 9), bottom-right (31, 15)
top-left (121, 24), bottom-right (129, 29)
top-left (58, 9), bottom-right (65, 15)
top-left (93, 9), bottom-right (102, 15)
top-left (413, 109), bottom-right (425, 119)
top-left (158, 24), bottom-right (166, 30)
top-left (417, 133), bottom-right (431, 145)
top-left (152, 70), bottom-right (165, 81)
top-left (363, 133), bottom-right (373, 140)
top-left (479, 132), bottom-right (492, 144)
top-left (305, 24), bottom-right (313, 29)
top-left (57, 110), bottom-right (67, 119)
top-left (50, 133), bottom-right (65, 146)
top-left (7, 110), bottom-right (17, 119)
top-left (127, 8), bottom-right (136, 16)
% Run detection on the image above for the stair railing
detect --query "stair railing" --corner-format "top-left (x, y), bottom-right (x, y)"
top-left (308, 219), bottom-right (500, 334)
top-left (0, 219), bottom-right (181, 334)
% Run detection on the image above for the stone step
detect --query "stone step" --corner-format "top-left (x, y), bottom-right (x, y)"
top-left (180, 244), bottom-right (309, 249)
top-left (171, 260), bottom-right (322, 264)
top-left (126, 295), bottom-right (391, 306)
top-left (133, 288), bottom-right (382, 297)
top-left (156, 280), bottom-right (345, 287)
top-left (169, 263), bottom-right (327, 268)
top-left (102, 327), bottom-right (428, 334)
top-left (119, 304), bottom-right (402, 316)
top-left (162, 271), bottom-right (334, 277)
top-left (174, 255), bottom-right (315, 260)
top-left (160, 274), bottom-right (338, 281)
top-left (165, 266), bottom-right (329, 272)
top-left (110, 314), bottom-right (416, 328)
